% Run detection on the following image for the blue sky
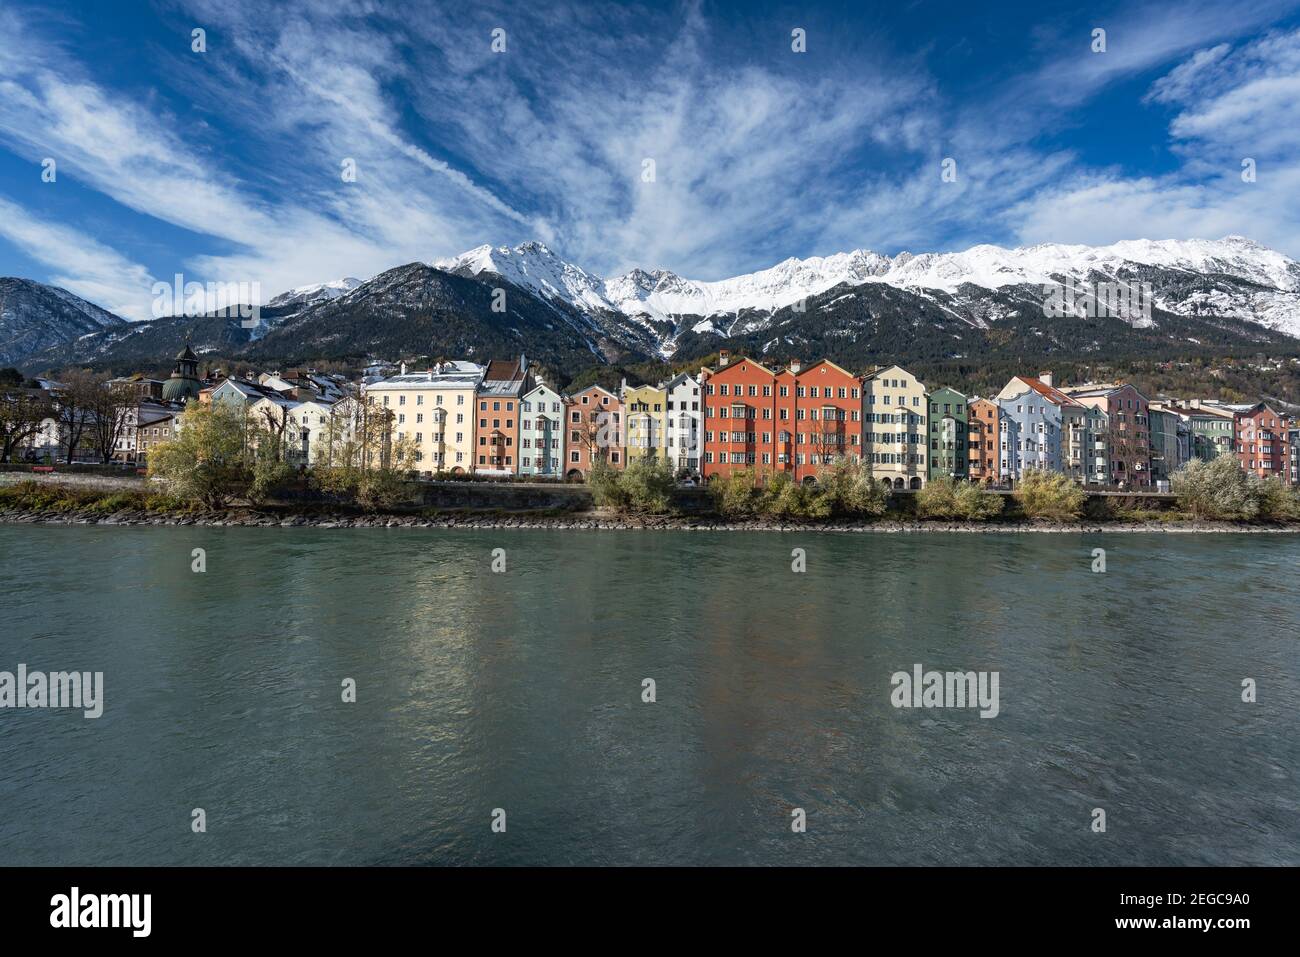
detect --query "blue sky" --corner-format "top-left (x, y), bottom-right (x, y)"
top-left (1, 0), bottom-right (1298, 319)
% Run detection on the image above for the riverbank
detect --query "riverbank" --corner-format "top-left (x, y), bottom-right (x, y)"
top-left (3, 473), bottom-right (1296, 532)
top-left (3, 504), bottom-right (1297, 533)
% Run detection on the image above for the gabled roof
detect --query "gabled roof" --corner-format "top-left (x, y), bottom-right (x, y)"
top-left (1008, 375), bottom-right (1083, 407)
top-left (661, 371), bottom-right (699, 390)
top-left (784, 358), bottom-right (860, 379)
top-left (706, 356), bottom-right (778, 378)
top-left (568, 383), bottom-right (619, 401)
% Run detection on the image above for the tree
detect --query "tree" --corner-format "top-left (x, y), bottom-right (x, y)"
top-left (1171, 456), bottom-right (1265, 520)
top-left (52, 369), bottom-right (99, 464)
top-left (148, 401), bottom-right (251, 508)
top-left (314, 391), bottom-right (417, 508)
top-left (85, 377), bottom-right (136, 464)
top-left (0, 388), bottom-right (52, 462)
top-left (1014, 469), bottom-right (1085, 521)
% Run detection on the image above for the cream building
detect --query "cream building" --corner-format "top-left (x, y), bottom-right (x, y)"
top-left (622, 381), bottom-right (670, 465)
top-left (863, 365), bottom-right (929, 488)
top-left (364, 360), bottom-right (484, 473)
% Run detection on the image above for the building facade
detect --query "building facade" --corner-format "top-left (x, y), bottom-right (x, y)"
top-left (519, 383), bottom-right (565, 477)
top-left (663, 373), bottom-right (702, 476)
top-left (565, 384), bottom-right (624, 479)
top-left (365, 360), bottom-right (484, 474)
top-left (927, 387), bottom-right (968, 480)
top-left (967, 398), bottom-right (1000, 484)
top-left (994, 374), bottom-right (1075, 481)
top-left (475, 357), bottom-right (532, 475)
top-left (863, 365), bottom-right (928, 488)
top-left (1234, 402), bottom-right (1294, 484)
top-left (623, 382), bottom-right (670, 466)
top-left (1063, 383), bottom-right (1151, 487)
top-left (701, 354), bottom-right (776, 480)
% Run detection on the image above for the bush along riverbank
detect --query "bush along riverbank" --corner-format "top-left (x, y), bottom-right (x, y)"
top-left (3, 468), bottom-right (1300, 532)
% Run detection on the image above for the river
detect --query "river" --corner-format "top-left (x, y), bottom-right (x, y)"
top-left (0, 525), bottom-right (1295, 865)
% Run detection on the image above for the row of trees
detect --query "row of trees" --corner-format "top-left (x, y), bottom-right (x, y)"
top-left (589, 455), bottom-right (1300, 523)
top-left (0, 369), bottom-right (138, 464)
top-left (147, 397), bottom-right (418, 509)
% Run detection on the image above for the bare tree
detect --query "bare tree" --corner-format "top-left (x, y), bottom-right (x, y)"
top-left (53, 369), bottom-right (100, 463)
top-left (0, 387), bottom-right (52, 462)
top-left (86, 377), bottom-right (136, 464)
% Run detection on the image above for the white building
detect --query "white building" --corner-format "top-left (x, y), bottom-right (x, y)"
top-left (518, 383), bottom-right (565, 477)
top-left (663, 372), bottom-right (703, 475)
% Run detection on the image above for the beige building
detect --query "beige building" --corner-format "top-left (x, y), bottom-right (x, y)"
top-left (863, 365), bottom-right (928, 488)
top-left (365, 361), bottom-right (484, 474)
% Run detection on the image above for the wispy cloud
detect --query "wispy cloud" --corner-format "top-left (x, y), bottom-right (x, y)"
top-left (0, 0), bottom-right (1298, 322)
top-left (1012, 28), bottom-right (1300, 253)
top-left (0, 195), bottom-right (156, 319)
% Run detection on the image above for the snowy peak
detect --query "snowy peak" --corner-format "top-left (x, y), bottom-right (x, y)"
top-left (422, 236), bottom-right (1300, 342)
top-left (434, 241), bottom-right (614, 314)
top-left (268, 277), bottom-right (363, 309)
top-left (878, 237), bottom-right (1300, 294)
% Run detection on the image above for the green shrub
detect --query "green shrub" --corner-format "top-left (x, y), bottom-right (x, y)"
top-left (955, 481), bottom-right (1004, 520)
top-left (916, 477), bottom-right (961, 519)
top-left (819, 460), bottom-right (890, 517)
top-left (587, 458), bottom-right (624, 508)
top-left (1253, 475), bottom-right (1300, 521)
top-left (1171, 457), bottom-right (1260, 520)
top-left (1014, 470), bottom-right (1085, 521)
top-left (616, 457), bottom-right (676, 514)
top-left (763, 472), bottom-right (831, 520)
top-left (710, 468), bottom-right (762, 519)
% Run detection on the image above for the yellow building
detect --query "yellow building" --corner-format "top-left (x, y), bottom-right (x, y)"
top-left (364, 360), bottom-right (484, 474)
top-left (622, 382), bottom-right (670, 464)
top-left (863, 364), bottom-right (929, 489)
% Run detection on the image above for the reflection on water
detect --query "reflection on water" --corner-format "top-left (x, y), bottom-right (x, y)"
top-left (0, 525), bottom-right (1296, 865)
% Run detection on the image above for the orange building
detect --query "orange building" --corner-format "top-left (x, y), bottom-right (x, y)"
top-left (475, 356), bottom-right (532, 474)
top-left (967, 397), bottom-right (1000, 483)
top-left (702, 352), bottom-right (863, 483)
top-left (565, 384), bottom-right (623, 479)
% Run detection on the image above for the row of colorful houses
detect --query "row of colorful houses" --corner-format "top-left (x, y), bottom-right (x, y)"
top-left (11, 345), bottom-right (1296, 489)
top-left (696, 352), bottom-right (1297, 489)
top-left (357, 349), bottom-right (1297, 489)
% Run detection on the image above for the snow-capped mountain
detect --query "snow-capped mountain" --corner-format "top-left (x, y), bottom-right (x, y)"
top-left (14, 235), bottom-right (1300, 380)
top-left (433, 236), bottom-right (1300, 346)
top-left (435, 242), bottom-right (613, 314)
top-left (0, 278), bottom-right (127, 367)
top-left (267, 277), bottom-right (363, 310)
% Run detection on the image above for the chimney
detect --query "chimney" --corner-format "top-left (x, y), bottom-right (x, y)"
top-left (1039, 370), bottom-right (1053, 388)
top-left (718, 349), bottom-right (730, 367)
top-left (427, 368), bottom-right (433, 381)
top-left (789, 358), bottom-right (802, 374)
top-left (400, 361), bottom-right (407, 376)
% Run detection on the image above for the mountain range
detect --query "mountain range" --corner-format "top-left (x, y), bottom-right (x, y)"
top-left (5, 236), bottom-right (1300, 383)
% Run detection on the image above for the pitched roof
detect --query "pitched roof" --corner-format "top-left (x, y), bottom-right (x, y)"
top-left (1012, 375), bottom-right (1083, 407)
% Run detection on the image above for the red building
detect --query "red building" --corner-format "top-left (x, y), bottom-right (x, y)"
top-left (1062, 382), bottom-right (1151, 488)
top-left (1235, 402), bottom-right (1294, 485)
top-left (702, 352), bottom-right (863, 483)
top-left (564, 384), bottom-right (623, 479)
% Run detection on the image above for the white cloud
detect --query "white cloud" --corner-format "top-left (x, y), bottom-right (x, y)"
top-left (1011, 29), bottom-right (1300, 256)
top-left (0, 196), bottom-right (157, 319)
